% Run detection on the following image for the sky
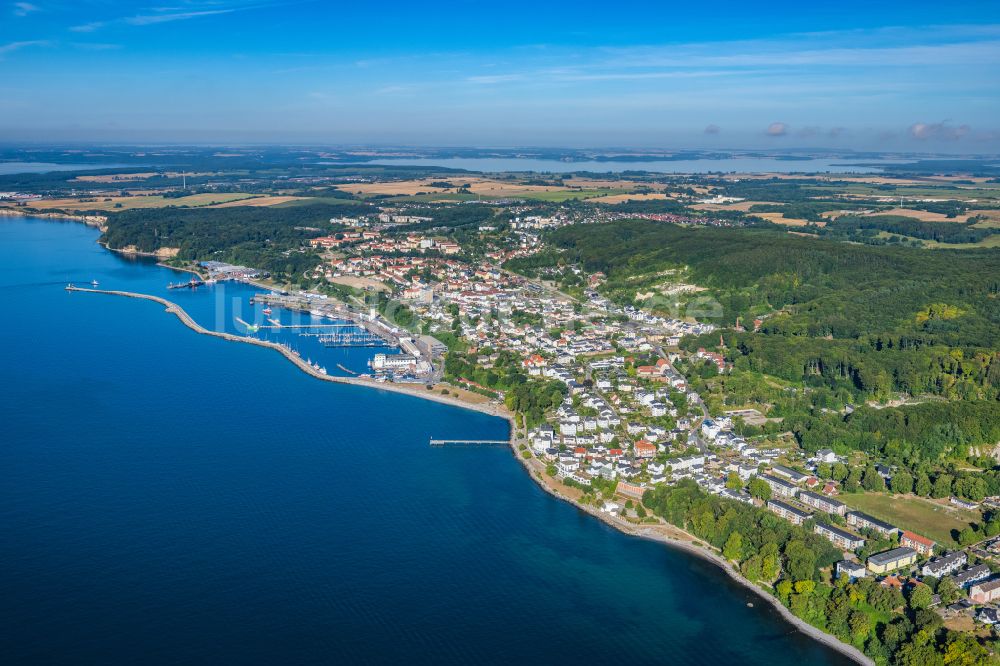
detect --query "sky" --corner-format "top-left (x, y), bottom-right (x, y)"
top-left (1, 0), bottom-right (999, 151)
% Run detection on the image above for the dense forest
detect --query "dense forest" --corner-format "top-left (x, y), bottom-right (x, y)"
top-left (508, 220), bottom-right (1000, 461)
top-left (100, 202), bottom-right (372, 280)
top-left (443, 349), bottom-right (567, 426)
top-left (517, 219), bottom-right (1000, 344)
top-left (814, 215), bottom-right (997, 244)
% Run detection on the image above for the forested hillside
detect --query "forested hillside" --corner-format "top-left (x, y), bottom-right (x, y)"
top-left (508, 219), bottom-right (1000, 460)
top-left (99, 202), bottom-right (373, 279)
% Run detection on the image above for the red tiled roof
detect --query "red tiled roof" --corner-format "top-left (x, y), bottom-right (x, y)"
top-left (902, 531), bottom-right (935, 547)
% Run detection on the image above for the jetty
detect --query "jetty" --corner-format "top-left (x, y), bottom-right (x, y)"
top-left (62, 285), bottom-right (514, 423)
top-left (429, 439), bottom-right (509, 447)
top-left (255, 322), bottom-right (356, 329)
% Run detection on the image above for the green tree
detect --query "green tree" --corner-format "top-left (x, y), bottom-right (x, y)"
top-left (844, 466), bottom-right (863, 493)
top-left (748, 477), bottom-right (771, 501)
top-left (794, 579), bottom-right (816, 595)
top-left (942, 631), bottom-right (989, 665)
top-left (862, 465), bottom-right (886, 492)
top-left (741, 555), bottom-right (763, 581)
top-left (915, 472), bottom-right (932, 497)
top-left (958, 526), bottom-right (980, 547)
top-left (776, 579), bottom-right (793, 603)
top-left (724, 531), bottom-right (744, 561)
top-left (849, 610), bottom-right (871, 640)
top-left (908, 584), bottom-right (933, 610)
top-left (831, 462), bottom-right (849, 483)
top-left (761, 542), bottom-right (781, 581)
top-left (784, 540), bottom-right (817, 581)
top-left (891, 469), bottom-right (914, 494)
top-left (726, 473), bottom-right (743, 490)
top-left (932, 473), bottom-right (954, 499)
top-left (937, 577), bottom-right (959, 605)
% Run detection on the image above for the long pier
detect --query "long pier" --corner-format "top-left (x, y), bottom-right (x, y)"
top-left (256, 322), bottom-right (356, 329)
top-left (429, 439), bottom-right (510, 447)
top-left (251, 292), bottom-right (400, 347)
top-left (62, 286), bottom-right (513, 424)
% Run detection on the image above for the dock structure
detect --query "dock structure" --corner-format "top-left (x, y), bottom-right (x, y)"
top-left (62, 286), bottom-right (512, 422)
top-left (240, 320), bottom-right (356, 329)
top-left (250, 292), bottom-right (401, 348)
top-left (429, 439), bottom-right (510, 447)
top-left (317, 330), bottom-right (387, 347)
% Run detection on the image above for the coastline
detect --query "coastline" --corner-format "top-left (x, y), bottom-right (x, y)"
top-left (65, 286), bottom-right (514, 422)
top-left (69, 285), bottom-right (870, 666)
top-left (508, 448), bottom-right (874, 666)
top-left (0, 207), bottom-right (106, 227)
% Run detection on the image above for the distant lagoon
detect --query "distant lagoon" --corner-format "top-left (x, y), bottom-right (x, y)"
top-left (362, 156), bottom-right (904, 174)
top-left (0, 161), bottom-right (134, 175)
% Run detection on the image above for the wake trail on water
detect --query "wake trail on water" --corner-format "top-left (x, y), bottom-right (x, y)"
top-left (0, 280), bottom-right (86, 289)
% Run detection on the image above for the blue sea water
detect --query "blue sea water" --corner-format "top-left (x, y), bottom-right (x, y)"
top-left (0, 216), bottom-right (851, 665)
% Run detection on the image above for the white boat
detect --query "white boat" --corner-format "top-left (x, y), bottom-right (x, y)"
top-left (91, 280), bottom-right (99, 286)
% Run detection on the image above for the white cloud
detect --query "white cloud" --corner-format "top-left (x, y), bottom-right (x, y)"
top-left (125, 8), bottom-right (239, 26)
top-left (72, 2), bottom-right (265, 32)
top-left (0, 40), bottom-right (48, 57)
top-left (766, 122), bottom-right (789, 136)
top-left (909, 121), bottom-right (971, 140)
top-left (12, 2), bottom-right (39, 16)
top-left (70, 21), bottom-right (105, 33)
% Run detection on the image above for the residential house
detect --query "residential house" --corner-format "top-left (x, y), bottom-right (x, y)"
top-left (798, 490), bottom-right (847, 516)
top-left (846, 511), bottom-right (898, 537)
top-left (762, 474), bottom-right (799, 499)
top-left (900, 531), bottom-right (936, 556)
top-left (971, 578), bottom-right (1000, 604)
top-left (867, 547), bottom-right (918, 574)
top-left (922, 552), bottom-right (968, 578)
top-left (771, 464), bottom-right (810, 485)
top-left (815, 448), bottom-right (838, 464)
top-left (951, 497), bottom-right (980, 511)
top-left (815, 523), bottom-right (865, 551)
top-left (836, 560), bottom-right (867, 581)
top-left (634, 440), bottom-right (657, 459)
top-left (951, 564), bottom-right (993, 589)
top-left (767, 499), bottom-right (811, 525)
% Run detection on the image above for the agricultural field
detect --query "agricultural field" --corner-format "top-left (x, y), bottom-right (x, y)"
top-left (17, 192), bottom-right (259, 211)
top-left (923, 234), bottom-right (1000, 249)
top-left (589, 192), bottom-right (670, 204)
top-left (210, 195), bottom-right (304, 207)
top-left (841, 492), bottom-right (981, 548)
top-left (336, 176), bottom-right (629, 202)
top-left (970, 210), bottom-right (1000, 228)
top-left (72, 171), bottom-right (216, 183)
top-left (847, 207), bottom-right (977, 223)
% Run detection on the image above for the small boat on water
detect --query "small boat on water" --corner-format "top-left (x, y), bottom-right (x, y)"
top-left (167, 278), bottom-right (205, 290)
top-left (91, 279), bottom-right (99, 287)
top-left (262, 307), bottom-right (272, 315)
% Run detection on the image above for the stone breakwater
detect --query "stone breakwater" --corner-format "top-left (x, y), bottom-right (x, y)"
top-left (65, 286), bottom-right (514, 422)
